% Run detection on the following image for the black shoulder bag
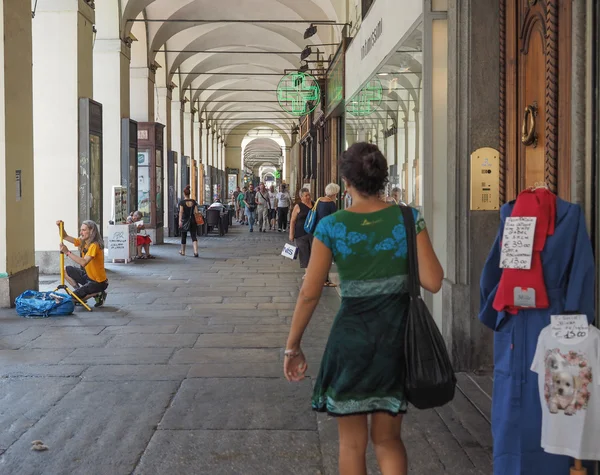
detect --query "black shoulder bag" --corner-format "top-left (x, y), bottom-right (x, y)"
top-left (400, 205), bottom-right (456, 409)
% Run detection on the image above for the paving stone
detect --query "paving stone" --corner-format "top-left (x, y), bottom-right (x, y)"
top-left (233, 324), bottom-right (293, 333)
top-left (0, 364), bottom-right (86, 378)
top-left (0, 349), bottom-right (72, 365)
top-left (176, 323), bottom-right (234, 334)
top-left (160, 378), bottom-right (316, 430)
top-left (257, 302), bottom-right (297, 310)
top-left (49, 317), bottom-right (131, 327)
top-left (0, 378), bottom-right (77, 451)
top-left (171, 348), bottom-right (279, 364)
top-left (106, 334), bottom-right (197, 348)
top-left (222, 296), bottom-right (272, 304)
top-left (25, 335), bottom-right (113, 349)
top-left (82, 364), bottom-right (190, 381)
top-left (0, 381), bottom-right (179, 474)
top-left (100, 324), bottom-right (178, 334)
top-left (135, 430), bottom-right (322, 475)
top-left (0, 327), bottom-right (46, 350)
top-left (207, 316), bottom-right (284, 325)
top-left (42, 326), bottom-right (106, 336)
top-left (194, 333), bottom-right (287, 348)
top-left (0, 323), bottom-right (42, 336)
top-left (187, 363), bottom-right (283, 378)
top-left (61, 348), bottom-right (174, 365)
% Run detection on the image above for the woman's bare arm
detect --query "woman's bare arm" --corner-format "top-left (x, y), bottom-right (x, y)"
top-left (416, 229), bottom-right (444, 293)
top-left (286, 238), bottom-right (331, 351)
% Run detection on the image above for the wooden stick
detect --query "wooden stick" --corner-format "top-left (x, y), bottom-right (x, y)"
top-left (570, 459), bottom-right (586, 475)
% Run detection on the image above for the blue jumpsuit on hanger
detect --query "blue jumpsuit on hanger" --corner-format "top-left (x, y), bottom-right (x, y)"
top-left (479, 198), bottom-right (595, 475)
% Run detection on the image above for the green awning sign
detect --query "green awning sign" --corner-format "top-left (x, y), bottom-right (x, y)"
top-left (277, 72), bottom-right (321, 116)
top-left (347, 78), bottom-right (383, 116)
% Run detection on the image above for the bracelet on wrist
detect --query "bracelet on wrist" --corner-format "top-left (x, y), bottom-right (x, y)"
top-left (284, 349), bottom-right (300, 357)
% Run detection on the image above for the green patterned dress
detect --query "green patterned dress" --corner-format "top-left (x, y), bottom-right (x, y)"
top-left (311, 205), bottom-right (426, 416)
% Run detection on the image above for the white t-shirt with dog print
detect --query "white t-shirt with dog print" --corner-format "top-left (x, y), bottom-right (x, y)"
top-left (531, 324), bottom-right (600, 460)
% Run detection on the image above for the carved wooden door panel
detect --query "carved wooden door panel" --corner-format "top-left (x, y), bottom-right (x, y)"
top-left (501, 0), bottom-right (571, 201)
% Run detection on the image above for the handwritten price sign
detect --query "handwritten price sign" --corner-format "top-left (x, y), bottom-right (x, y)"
top-left (499, 217), bottom-right (536, 270)
top-left (551, 314), bottom-right (589, 344)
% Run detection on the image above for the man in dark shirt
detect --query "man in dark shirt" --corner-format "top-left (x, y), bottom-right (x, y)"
top-left (243, 183), bottom-right (258, 232)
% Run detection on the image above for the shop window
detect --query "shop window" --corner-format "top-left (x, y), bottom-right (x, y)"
top-left (345, 22), bottom-right (424, 212)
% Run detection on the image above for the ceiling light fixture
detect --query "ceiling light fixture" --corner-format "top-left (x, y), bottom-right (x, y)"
top-left (300, 46), bottom-right (312, 60)
top-left (304, 24), bottom-right (318, 39)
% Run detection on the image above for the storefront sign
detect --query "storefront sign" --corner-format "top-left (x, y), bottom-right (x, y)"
top-left (326, 45), bottom-right (345, 117)
top-left (277, 72), bottom-right (321, 116)
top-left (345, 0), bottom-right (422, 99)
top-left (361, 19), bottom-right (383, 60)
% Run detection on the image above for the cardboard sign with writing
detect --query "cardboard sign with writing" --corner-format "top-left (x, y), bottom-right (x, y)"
top-left (500, 217), bottom-right (537, 270)
top-left (551, 314), bottom-right (589, 344)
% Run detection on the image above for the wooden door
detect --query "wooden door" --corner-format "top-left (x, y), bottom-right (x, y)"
top-left (501, 0), bottom-right (571, 201)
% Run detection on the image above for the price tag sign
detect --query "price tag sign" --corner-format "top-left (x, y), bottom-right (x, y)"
top-left (500, 217), bottom-right (536, 269)
top-left (551, 314), bottom-right (589, 344)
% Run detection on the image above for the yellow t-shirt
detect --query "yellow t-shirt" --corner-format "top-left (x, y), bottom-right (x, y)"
top-left (73, 239), bottom-right (107, 283)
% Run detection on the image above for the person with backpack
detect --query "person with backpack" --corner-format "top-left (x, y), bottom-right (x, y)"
top-left (178, 185), bottom-right (200, 257)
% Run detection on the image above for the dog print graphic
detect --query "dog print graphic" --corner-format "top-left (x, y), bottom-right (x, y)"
top-left (544, 349), bottom-right (592, 415)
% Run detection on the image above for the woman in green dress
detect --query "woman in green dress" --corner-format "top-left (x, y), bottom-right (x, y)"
top-left (284, 142), bottom-right (444, 475)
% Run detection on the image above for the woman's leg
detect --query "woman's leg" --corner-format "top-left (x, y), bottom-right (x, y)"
top-left (337, 415), bottom-right (369, 475)
top-left (191, 226), bottom-right (199, 256)
top-left (371, 413), bottom-right (407, 475)
top-left (180, 230), bottom-right (187, 255)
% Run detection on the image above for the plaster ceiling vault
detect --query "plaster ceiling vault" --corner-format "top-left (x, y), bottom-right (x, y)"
top-left (116, 0), bottom-right (346, 169)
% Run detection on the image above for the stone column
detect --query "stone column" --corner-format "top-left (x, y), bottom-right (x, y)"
top-left (183, 107), bottom-right (193, 160)
top-left (443, 0), bottom-right (500, 371)
top-left (130, 66), bottom-right (156, 122)
top-left (193, 114), bottom-right (202, 203)
top-left (0, 0), bottom-right (38, 307)
top-left (93, 37), bottom-right (131, 236)
top-left (171, 99), bottom-right (183, 198)
top-left (32, 0), bottom-right (94, 273)
top-left (155, 86), bottom-right (171, 227)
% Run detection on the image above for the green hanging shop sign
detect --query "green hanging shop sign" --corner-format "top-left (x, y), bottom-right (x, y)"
top-left (277, 72), bottom-right (321, 116)
top-left (347, 78), bottom-right (383, 116)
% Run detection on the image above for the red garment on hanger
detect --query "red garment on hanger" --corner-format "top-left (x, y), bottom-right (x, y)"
top-left (492, 188), bottom-right (556, 314)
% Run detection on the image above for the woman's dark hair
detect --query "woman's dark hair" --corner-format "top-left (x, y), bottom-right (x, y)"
top-left (183, 185), bottom-right (191, 197)
top-left (340, 142), bottom-right (388, 196)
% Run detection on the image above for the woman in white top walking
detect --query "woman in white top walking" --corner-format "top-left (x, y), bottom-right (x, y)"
top-left (276, 184), bottom-right (292, 232)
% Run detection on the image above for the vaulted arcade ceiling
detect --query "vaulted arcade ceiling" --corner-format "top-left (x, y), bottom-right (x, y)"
top-left (119, 0), bottom-right (347, 144)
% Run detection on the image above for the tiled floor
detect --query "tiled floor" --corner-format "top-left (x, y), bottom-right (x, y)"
top-left (0, 225), bottom-right (492, 474)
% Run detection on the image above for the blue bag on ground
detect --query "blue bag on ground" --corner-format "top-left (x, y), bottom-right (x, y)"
top-left (15, 290), bottom-right (75, 318)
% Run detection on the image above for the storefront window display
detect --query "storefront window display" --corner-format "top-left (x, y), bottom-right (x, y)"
top-left (345, 24), bottom-right (423, 212)
top-left (137, 150), bottom-right (151, 222)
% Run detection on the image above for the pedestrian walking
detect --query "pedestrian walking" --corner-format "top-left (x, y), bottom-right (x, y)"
top-left (244, 183), bottom-right (258, 232)
top-left (178, 185), bottom-right (200, 257)
top-left (268, 185), bottom-right (278, 230)
top-left (255, 182), bottom-right (270, 233)
top-left (237, 187), bottom-right (247, 224)
top-left (288, 188), bottom-right (313, 279)
top-left (233, 186), bottom-right (241, 222)
top-left (276, 184), bottom-right (291, 232)
top-left (314, 182), bottom-right (340, 287)
top-left (283, 142), bottom-right (444, 475)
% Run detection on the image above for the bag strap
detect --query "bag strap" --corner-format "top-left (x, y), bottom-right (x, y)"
top-left (311, 198), bottom-right (321, 211)
top-left (400, 205), bottom-right (421, 297)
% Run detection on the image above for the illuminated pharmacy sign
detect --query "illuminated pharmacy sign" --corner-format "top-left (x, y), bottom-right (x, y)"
top-left (277, 72), bottom-right (321, 116)
top-left (346, 78), bottom-right (383, 116)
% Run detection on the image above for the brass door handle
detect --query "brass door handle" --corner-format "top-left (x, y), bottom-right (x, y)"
top-left (521, 103), bottom-right (538, 147)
